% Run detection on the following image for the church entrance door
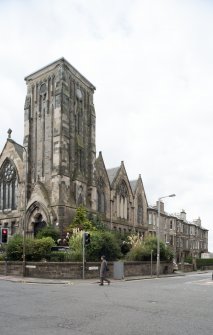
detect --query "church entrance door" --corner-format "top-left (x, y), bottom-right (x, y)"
top-left (33, 214), bottom-right (46, 237)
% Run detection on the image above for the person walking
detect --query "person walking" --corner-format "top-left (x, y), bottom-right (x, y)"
top-left (99, 255), bottom-right (110, 286)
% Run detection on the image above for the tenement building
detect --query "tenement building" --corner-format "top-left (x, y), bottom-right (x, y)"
top-left (0, 58), bottom-right (208, 259)
top-left (148, 205), bottom-right (208, 261)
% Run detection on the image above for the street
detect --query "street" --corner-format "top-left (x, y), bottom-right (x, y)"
top-left (0, 272), bottom-right (212, 335)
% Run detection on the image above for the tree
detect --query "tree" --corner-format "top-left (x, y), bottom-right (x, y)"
top-left (85, 231), bottom-right (122, 261)
top-left (68, 230), bottom-right (122, 262)
top-left (67, 206), bottom-right (96, 233)
top-left (88, 212), bottom-right (108, 231)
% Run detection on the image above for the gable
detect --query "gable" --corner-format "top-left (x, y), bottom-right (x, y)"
top-left (110, 162), bottom-right (133, 202)
top-left (132, 176), bottom-right (148, 207)
top-left (0, 139), bottom-right (24, 183)
top-left (95, 152), bottom-right (111, 189)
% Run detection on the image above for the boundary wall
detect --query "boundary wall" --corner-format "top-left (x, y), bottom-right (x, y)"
top-left (0, 261), bottom-right (173, 279)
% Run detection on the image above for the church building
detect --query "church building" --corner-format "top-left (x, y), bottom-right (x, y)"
top-left (0, 58), bottom-right (148, 239)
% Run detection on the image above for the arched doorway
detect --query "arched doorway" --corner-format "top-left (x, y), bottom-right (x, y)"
top-left (33, 213), bottom-right (46, 237)
top-left (26, 201), bottom-right (57, 238)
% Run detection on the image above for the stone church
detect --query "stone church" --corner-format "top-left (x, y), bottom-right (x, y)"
top-left (0, 58), bottom-right (148, 239)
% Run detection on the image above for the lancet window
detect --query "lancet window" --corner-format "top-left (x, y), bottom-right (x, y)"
top-left (137, 195), bottom-right (143, 225)
top-left (97, 177), bottom-right (106, 213)
top-left (0, 159), bottom-right (18, 211)
top-left (116, 180), bottom-right (128, 219)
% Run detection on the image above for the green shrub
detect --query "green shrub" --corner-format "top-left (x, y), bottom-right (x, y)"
top-left (6, 234), bottom-right (23, 261)
top-left (26, 237), bottom-right (55, 261)
top-left (196, 258), bottom-right (213, 269)
top-left (88, 213), bottom-right (109, 231)
top-left (64, 250), bottom-right (83, 262)
top-left (36, 226), bottom-right (60, 242)
top-left (67, 233), bottom-right (83, 261)
top-left (125, 236), bottom-right (173, 262)
top-left (113, 232), bottom-right (131, 257)
top-left (68, 230), bottom-right (121, 262)
top-left (85, 231), bottom-right (122, 261)
top-left (0, 243), bottom-right (7, 260)
top-left (125, 243), bottom-right (145, 261)
top-left (47, 251), bottom-right (66, 262)
top-left (6, 235), bottom-right (55, 261)
top-left (184, 256), bottom-right (193, 264)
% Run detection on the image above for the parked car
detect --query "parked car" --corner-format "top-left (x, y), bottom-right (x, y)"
top-left (173, 261), bottom-right (178, 272)
top-left (51, 246), bottom-right (69, 252)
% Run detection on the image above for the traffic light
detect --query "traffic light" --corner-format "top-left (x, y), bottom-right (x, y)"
top-left (84, 232), bottom-right (90, 245)
top-left (1, 228), bottom-right (8, 243)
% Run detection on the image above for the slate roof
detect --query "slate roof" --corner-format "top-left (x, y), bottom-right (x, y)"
top-left (106, 167), bottom-right (120, 184)
top-left (8, 139), bottom-right (23, 160)
top-left (130, 180), bottom-right (138, 193)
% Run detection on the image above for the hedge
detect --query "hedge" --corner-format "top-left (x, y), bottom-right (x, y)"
top-left (6, 235), bottom-right (55, 261)
top-left (196, 258), bottom-right (213, 269)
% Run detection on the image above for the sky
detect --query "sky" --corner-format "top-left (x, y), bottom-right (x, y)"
top-left (0, 0), bottom-right (212, 251)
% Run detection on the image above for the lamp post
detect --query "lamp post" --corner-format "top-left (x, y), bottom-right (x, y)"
top-left (156, 194), bottom-right (175, 277)
top-left (22, 146), bottom-right (28, 277)
top-left (151, 249), bottom-right (153, 277)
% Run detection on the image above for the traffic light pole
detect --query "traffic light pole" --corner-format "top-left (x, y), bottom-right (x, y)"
top-left (82, 232), bottom-right (90, 279)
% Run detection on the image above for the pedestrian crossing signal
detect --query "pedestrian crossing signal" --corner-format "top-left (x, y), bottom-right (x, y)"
top-left (84, 232), bottom-right (90, 245)
top-left (1, 228), bottom-right (8, 243)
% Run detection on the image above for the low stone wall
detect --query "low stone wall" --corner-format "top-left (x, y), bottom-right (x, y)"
top-left (201, 265), bottom-right (213, 271)
top-left (0, 261), bottom-right (173, 279)
top-left (124, 261), bottom-right (173, 277)
top-left (178, 263), bottom-right (193, 272)
top-left (25, 262), bottom-right (83, 279)
top-left (0, 261), bottom-right (23, 276)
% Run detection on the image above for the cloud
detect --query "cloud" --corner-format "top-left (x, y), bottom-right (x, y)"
top-left (0, 0), bottom-right (213, 250)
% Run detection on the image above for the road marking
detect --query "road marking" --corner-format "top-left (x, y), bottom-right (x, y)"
top-left (186, 279), bottom-right (213, 286)
top-left (197, 281), bottom-right (213, 286)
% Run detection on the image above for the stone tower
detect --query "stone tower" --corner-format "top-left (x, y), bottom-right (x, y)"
top-left (24, 58), bottom-right (96, 233)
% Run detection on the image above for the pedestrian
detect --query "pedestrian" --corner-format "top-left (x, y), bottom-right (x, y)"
top-left (99, 255), bottom-right (110, 286)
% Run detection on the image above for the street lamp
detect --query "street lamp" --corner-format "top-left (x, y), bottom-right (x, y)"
top-left (156, 194), bottom-right (176, 277)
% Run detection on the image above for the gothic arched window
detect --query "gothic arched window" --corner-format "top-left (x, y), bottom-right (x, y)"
top-left (0, 159), bottom-right (18, 211)
top-left (75, 88), bottom-right (83, 136)
top-left (137, 195), bottom-right (143, 225)
top-left (76, 108), bottom-right (82, 135)
top-left (97, 177), bottom-right (106, 213)
top-left (116, 180), bottom-right (128, 219)
top-left (97, 190), bottom-right (105, 213)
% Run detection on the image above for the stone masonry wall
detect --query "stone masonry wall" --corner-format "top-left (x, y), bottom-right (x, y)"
top-left (0, 261), bottom-right (173, 279)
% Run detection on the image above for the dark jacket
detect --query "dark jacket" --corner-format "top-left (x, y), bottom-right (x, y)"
top-left (100, 259), bottom-right (108, 277)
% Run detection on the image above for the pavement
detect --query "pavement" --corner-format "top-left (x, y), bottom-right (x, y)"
top-left (0, 271), bottom-right (189, 285)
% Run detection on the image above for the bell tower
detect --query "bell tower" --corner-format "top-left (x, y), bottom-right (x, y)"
top-left (24, 58), bottom-right (96, 227)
